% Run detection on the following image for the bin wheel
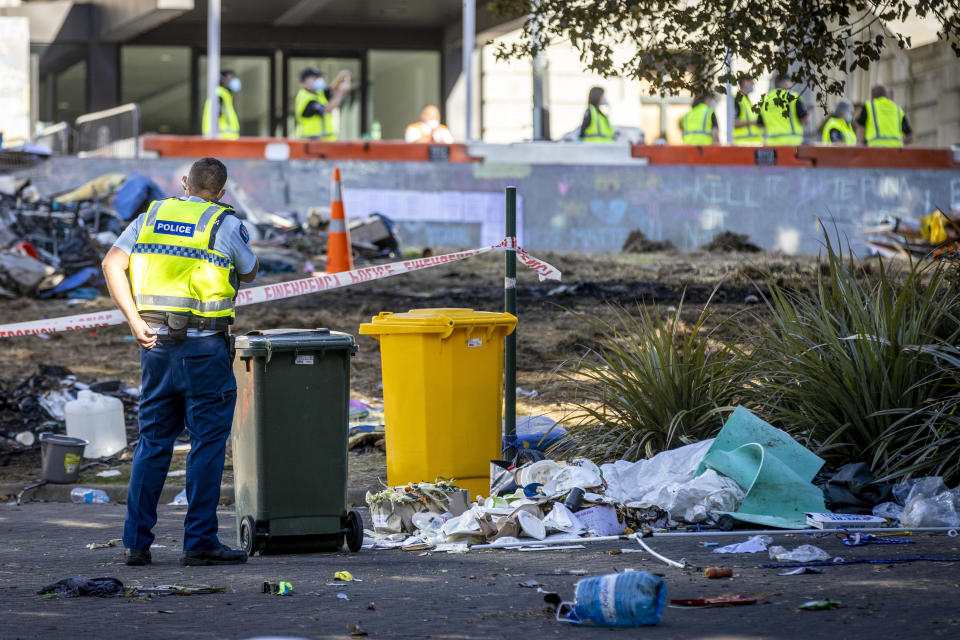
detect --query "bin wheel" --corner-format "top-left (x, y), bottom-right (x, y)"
top-left (240, 515), bottom-right (257, 556)
top-left (344, 510), bottom-right (363, 553)
top-left (716, 515), bottom-right (737, 532)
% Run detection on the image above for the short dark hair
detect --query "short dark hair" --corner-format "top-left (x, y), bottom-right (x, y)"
top-left (188, 157), bottom-right (227, 195)
top-left (300, 67), bottom-right (321, 82)
top-left (871, 85), bottom-right (888, 99)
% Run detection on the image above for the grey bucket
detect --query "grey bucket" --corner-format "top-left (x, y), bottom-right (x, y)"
top-left (39, 433), bottom-right (88, 483)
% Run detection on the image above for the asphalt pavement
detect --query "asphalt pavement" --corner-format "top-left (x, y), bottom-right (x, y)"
top-left (2, 502), bottom-right (959, 639)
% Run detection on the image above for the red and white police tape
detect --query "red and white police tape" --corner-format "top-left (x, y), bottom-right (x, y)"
top-left (0, 237), bottom-right (560, 338)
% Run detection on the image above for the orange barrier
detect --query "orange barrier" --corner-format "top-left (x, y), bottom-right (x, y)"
top-left (141, 135), bottom-right (476, 162)
top-left (631, 143), bottom-right (958, 169)
top-left (326, 167), bottom-right (353, 273)
top-left (795, 145), bottom-right (958, 168)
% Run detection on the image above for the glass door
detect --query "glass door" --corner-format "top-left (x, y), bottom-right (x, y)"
top-left (198, 54), bottom-right (272, 136)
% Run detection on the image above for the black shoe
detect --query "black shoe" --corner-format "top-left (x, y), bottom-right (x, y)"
top-left (124, 548), bottom-right (152, 566)
top-left (179, 543), bottom-right (248, 566)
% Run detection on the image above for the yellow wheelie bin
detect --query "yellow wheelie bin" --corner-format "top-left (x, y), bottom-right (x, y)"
top-left (359, 308), bottom-right (517, 499)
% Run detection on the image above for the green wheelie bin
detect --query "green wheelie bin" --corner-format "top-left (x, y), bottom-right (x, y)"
top-left (231, 329), bottom-right (363, 555)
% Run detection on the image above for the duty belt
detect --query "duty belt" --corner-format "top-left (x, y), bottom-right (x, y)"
top-left (139, 311), bottom-right (232, 340)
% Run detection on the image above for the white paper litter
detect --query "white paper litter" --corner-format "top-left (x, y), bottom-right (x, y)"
top-left (601, 439), bottom-right (745, 523)
top-left (768, 544), bottom-right (831, 562)
top-left (542, 459), bottom-right (603, 496)
top-left (542, 502), bottom-right (585, 534)
top-left (712, 535), bottom-right (773, 554)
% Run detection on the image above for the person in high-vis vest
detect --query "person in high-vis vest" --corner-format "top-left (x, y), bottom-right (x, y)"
top-left (405, 105), bottom-right (454, 143)
top-left (680, 95), bottom-right (719, 145)
top-left (855, 85), bottom-right (913, 147)
top-left (294, 67), bottom-right (352, 140)
top-left (201, 70), bottom-right (241, 139)
top-left (102, 157), bottom-right (258, 568)
top-left (821, 100), bottom-right (857, 145)
top-left (578, 86), bottom-right (615, 143)
top-left (732, 76), bottom-right (763, 146)
top-left (758, 73), bottom-right (810, 146)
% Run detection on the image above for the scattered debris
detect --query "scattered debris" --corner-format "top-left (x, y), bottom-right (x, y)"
top-left (703, 566), bottom-right (733, 579)
top-left (38, 576), bottom-right (124, 598)
top-left (553, 572), bottom-right (667, 627)
top-left (86, 538), bottom-right (121, 550)
top-left (713, 536), bottom-right (773, 554)
top-left (797, 599), bottom-right (842, 611)
top-left (778, 567), bottom-right (822, 576)
top-left (670, 595), bottom-right (757, 608)
top-left (262, 581), bottom-right (293, 596)
top-left (768, 545), bottom-right (831, 563)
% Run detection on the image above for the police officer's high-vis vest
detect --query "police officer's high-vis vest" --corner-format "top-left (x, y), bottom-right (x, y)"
top-left (760, 88), bottom-right (803, 146)
top-left (202, 86), bottom-right (240, 140)
top-left (581, 105), bottom-right (614, 143)
top-left (295, 88), bottom-right (336, 141)
top-left (681, 103), bottom-right (715, 145)
top-left (129, 199), bottom-right (237, 321)
top-left (864, 96), bottom-right (904, 148)
top-left (732, 94), bottom-right (763, 145)
top-left (821, 117), bottom-right (856, 145)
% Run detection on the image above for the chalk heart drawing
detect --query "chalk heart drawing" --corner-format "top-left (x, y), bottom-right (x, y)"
top-left (557, 182), bottom-right (570, 196)
top-left (590, 198), bottom-right (628, 225)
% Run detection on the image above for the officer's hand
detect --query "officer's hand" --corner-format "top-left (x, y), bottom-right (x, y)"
top-left (130, 317), bottom-right (157, 349)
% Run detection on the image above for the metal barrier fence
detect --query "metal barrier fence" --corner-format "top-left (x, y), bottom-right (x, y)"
top-left (35, 122), bottom-right (72, 155)
top-left (74, 103), bottom-right (140, 158)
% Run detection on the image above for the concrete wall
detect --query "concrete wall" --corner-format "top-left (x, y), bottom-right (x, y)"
top-left (13, 157), bottom-right (960, 256)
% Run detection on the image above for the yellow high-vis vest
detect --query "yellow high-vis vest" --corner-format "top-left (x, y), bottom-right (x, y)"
top-left (821, 117), bottom-right (856, 145)
top-left (129, 199), bottom-right (237, 321)
top-left (582, 105), bottom-right (614, 143)
top-left (681, 103), bottom-right (715, 145)
top-left (202, 86), bottom-right (240, 140)
top-left (732, 94), bottom-right (763, 145)
top-left (864, 97), bottom-right (904, 148)
top-left (761, 88), bottom-right (803, 146)
top-left (295, 88), bottom-right (336, 140)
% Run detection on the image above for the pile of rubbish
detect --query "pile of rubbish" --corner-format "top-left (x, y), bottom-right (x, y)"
top-left (863, 208), bottom-right (960, 259)
top-left (0, 173), bottom-right (404, 296)
top-left (364, 407), bottom-right (960, 552)
top-left (0, 364), bottom-right (139, 455)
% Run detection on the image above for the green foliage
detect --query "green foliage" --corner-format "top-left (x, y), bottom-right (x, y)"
top-left (489, 1), bottom-right (960, 107)
top-left (555, 237), bottom-right (960, 485)
top-left (553, 298), bottom-right (742, 462)
top-left (742, 238), bottom-right (960, 483)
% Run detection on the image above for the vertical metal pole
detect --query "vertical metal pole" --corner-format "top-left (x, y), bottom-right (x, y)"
top-left (205, 0), bottom-right (221, 138)
top-left (504, 186), bottom-right (517, 459)
top-left (531, 3), bottom-right (544, 141)
top-left (724, 50), bottom-right (734, 145)
top-left (462, 0), bottom-right (475, 141)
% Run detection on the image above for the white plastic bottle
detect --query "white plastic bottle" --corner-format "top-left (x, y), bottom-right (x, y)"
top-left (64, 390), bottom-right (127, 458)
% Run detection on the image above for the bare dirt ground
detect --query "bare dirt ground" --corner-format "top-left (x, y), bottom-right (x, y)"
top-left (0, 249), bottom-right (825, 489)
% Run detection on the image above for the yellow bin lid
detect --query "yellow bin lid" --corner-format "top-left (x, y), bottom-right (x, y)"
top-left (359, 308), bottom-right (517, 339)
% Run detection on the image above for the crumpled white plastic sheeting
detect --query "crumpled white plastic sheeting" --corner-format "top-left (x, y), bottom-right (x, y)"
top-left (899, 477), bottom-right (960, 528)
top-left (600, 439), bottom-right (745, 523)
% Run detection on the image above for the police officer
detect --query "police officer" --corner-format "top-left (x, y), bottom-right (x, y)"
top-left (855, 85), bottom-right (913, 147)
top-left (821, 100), bottom-right (856, 145)
top-left (202, 70), bottom-right (241, 139)
top-left (732, 76), bottom-right (763, 146)
top-left (578, 86), bottom-right (615, 143)
top-left (759, 73), bottom-right (810, 146)
top-left (294, 68), bottom-right (352, 140)
top-left (102, 157), bottom-right (258, 567)
top-left (680, 94), bottom-right (719, 145)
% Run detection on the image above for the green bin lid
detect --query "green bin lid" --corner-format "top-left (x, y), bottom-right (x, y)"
top-left (235, 328), bottom-right (355, 357)
top-left (359, 308), bottom-right (517, 338)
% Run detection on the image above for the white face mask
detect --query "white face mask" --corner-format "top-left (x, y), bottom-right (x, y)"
top-left (312, 78), bottom-right (326, 93)
top-left (227, 77), bottom-right (241, 93)
top-left (426, 119), bottom-right (440, 129)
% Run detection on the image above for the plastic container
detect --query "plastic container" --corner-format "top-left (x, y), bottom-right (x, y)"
top-left (231, 329), bottom-right (364, 555)
top-left (560, 572), bottom-right (667, 627)
top-left (65, 390), bottom-right (126, 458)
top-left (39, 433), bottom-right (88, 483)
top-left (70, 488), bottom-right (110, 503)
top-left (359, 308), bottom-right (517, 498)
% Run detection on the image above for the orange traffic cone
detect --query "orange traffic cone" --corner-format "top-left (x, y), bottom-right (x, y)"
top-left (326, 167), bottom-right (353, 273)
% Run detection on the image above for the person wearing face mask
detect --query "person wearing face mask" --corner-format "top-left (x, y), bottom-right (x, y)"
top-left (821, 100), bottom-right (857, 145)
top-left (579, 87), bottom-right (615, 143)
top-left (294, 68), bottom-right (352, 141)
top-left (404, 105), bottom-right (454, 143)
top-left (680, 94), bottom-right (720, 145)
top-left (202, 70), bottom-right (241, 140)
top-left (732, 76), bottom-right (763, 146)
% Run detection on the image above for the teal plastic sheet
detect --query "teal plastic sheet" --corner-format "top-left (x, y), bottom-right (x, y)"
top-left (697, 407), bottom-right (827, 529)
